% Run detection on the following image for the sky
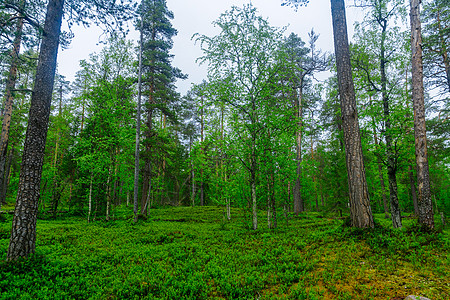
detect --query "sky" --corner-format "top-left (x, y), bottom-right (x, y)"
top-left (57, 0), bottom-right (365, 95)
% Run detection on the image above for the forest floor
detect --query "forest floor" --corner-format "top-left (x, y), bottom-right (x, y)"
top-left (0, 205), bottom-right (449, 299)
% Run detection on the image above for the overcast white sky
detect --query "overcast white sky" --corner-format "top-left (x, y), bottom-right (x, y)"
top-left (57, 0), bottom-right (365, 95)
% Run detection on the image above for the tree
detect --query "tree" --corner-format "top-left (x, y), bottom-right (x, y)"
top-left (351, 0), bottom-right (406, 228)
top-left (283, 0), bottom-right (374, 227)
top-left (282, 31), bottom-right (328, 215)
top-left (137, 0), bottom-right (185, 213)
top-left (410, 0), bottom-right (434, 229)
top-left (134, 16), bottom-right (143, 221)
top-left (7, 0), bottom-right (65, 261)
top-left (0, 0), bottom-right (45, 207)
top-left (7, 0), bottom-right (136, 260)
top-left (195, 4), bottom-right (288, 230)
top-left (422, 0), bottom-right (450, 95)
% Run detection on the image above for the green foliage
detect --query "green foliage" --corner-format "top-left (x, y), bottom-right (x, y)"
top-left (0, 207), bottom-right (448, 299)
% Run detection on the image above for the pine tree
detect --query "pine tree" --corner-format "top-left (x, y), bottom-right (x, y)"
top-left (137, 0), bottom-right (186, 213)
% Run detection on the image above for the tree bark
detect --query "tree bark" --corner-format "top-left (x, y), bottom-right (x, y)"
top-left (134, 19), bottom-right (143, 221)
top-left (410, 0), bottom-right (434, 229)
top-left (0, 10), bottom-right (24, 208)
top-left (330, 0), bottom-right (374, 228)
top-left (200, 95), bottom-right (204, 206)
top-left (293, 87), bottom-right (304, 215)
top-left (7, 0), bottom-right (64, 260)
top-left (106, 166), bottom-right (112, 221)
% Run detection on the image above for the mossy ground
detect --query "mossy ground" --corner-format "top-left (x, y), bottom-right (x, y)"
top-left (0, 205), bottom-right (449, 299)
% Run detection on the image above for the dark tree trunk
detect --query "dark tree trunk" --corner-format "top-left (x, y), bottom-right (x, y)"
top-left (0, 12), bottom-right (24, 208)
top-left (141, 91), bottom-right (153, 214)
top-left (7, 0), bottom-right (64, 260)
top-left (330, 0), bottom-right (374, 228)
top-left (410, 0), bottom-right (434, 229)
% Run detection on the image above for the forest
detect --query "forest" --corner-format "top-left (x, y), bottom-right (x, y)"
top-left (0, 0), bottom-right (449, 299)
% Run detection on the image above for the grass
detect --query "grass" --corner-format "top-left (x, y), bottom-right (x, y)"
top-left (0, 205), bottom-right (449, 299)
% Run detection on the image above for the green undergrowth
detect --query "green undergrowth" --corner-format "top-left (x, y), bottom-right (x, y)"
top-left (0, 207), bottom-right (449, 299)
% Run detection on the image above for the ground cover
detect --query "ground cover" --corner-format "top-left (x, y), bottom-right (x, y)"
top-left (0, 206), bottom-right (449, 299)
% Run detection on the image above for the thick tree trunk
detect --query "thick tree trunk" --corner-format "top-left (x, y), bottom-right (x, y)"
top-left (410, 0), bottom-right (434, 229)
top-left (293, 87), bottom-right (303, 215)
top-left (7, 0), bottom-right (64, 260)
top-left (330, 0), bottom-right (374, 228)
top-left (141, 91), bottom-right (153, 213)
top-left (0, 12), bottom-right (24, 208)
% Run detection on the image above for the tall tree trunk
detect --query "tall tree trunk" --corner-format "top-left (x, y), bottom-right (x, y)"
top-left (410, 0), bottom-right (434, 229)
top-left (190, 138), bottom-right (195, 206)
top-left (330, 0), bottom-right (374, 228)
top-left (0, 9), bottom-right (24, 208)
top-left (106, 166), bottom-right (112, 221)
top-left (7, 0), bottom-right (64, 260)
top-left (200, 95), bottom-right (204, 206)
top-left (141, 90), bottom-right (153, 212)
top-left (293, 86), bottom-right (303, 215)
top-left (133, 18), bottom-right (143, 221)
top-left (380, 20), bottom-right (402, 228)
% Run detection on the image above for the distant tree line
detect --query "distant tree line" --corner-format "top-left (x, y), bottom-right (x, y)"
top-left (0, 0), bottom-right (448, 260)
